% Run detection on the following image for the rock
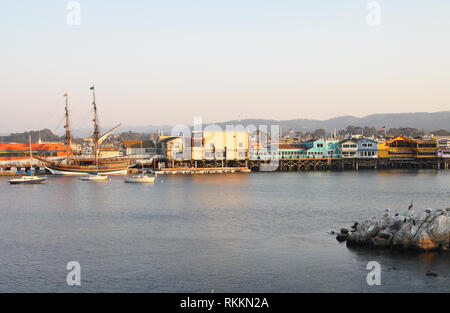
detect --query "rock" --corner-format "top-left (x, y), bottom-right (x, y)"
top-left (336, 232), bottom-right (349, 242)
top-left (345, 208), bottom-right (450, 252)
top-left (426, 270), bottom-right (438, 277)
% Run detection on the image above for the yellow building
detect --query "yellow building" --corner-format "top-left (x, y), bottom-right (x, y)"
top-left (414, 139), bottom-right (438, 158)
top-left (378, 136), bottom-right (416, 159)
top-left (159, 131), bottom-right (249, 162)
top-left (378, 136), bottom-right (437, 159)
top-left (377, 141), bottom-right (389, 158)
top-left (158, 136), bottom-right (186, 161)
top-left (202, 131), bottom-right (249, 161)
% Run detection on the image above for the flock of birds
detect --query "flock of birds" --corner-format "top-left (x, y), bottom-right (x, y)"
top-left (331, 200), bottom-right (416, 235)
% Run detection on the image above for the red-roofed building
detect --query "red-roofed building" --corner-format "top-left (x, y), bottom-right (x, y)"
top-left (0, 143), bottom-right (69, 161)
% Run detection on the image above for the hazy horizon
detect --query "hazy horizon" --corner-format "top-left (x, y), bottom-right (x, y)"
top-left (1, 110), bottom-right (449, 137)
top-left (1, 1), bottom-right (449, 133)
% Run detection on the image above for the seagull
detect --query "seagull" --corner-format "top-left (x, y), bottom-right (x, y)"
top-left (408, 200), bottom-right (413, 210)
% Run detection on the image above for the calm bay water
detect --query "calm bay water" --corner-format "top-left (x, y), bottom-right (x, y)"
top-left (0, 170), bottom-right (449, 292)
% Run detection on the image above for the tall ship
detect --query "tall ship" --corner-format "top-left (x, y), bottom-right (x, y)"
top-left (37, 86), bottom-right (130, 175)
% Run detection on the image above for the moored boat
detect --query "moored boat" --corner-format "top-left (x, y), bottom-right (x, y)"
top-left (124, 142), bottom-right (156, 183)
top-left (80, 174), bottom-right (108, 181)
top-left (9, 175), bottom-right (47, 185)
top-left (125, 174), bottom-right (155, 183)
top-left (9, 136), bottom-right (47, 185)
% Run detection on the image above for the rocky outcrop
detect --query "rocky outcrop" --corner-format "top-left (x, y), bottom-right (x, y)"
top-left (340, 208), bottom-right (450, 252)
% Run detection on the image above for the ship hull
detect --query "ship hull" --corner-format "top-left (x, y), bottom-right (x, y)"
top-left (46, 167), bottom-right (128, 176)
top-left (40, 158), bottom-right (130, 176)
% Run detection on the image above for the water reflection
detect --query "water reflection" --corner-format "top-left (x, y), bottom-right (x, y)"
top-left (0, 170), bottom-right (449, 292)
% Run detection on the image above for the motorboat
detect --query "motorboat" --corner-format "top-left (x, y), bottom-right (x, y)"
top-left (9, 175), bottom-right (47, 185)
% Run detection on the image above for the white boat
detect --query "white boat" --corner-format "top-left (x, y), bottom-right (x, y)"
top-left (9, 175), bottom-right (47, 185)
top-left (9, 136), bottom-right (47, 185)
top-left (125, 173), bottom-right (155, 183)
top-left (80, 174), bottom-right (108, 181)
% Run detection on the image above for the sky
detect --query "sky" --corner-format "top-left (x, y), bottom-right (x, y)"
top-left (1, 0), bottom-right (450, 134)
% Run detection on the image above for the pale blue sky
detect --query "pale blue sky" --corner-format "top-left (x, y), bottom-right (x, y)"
top-left (1, 1), bottom-right (449, 133)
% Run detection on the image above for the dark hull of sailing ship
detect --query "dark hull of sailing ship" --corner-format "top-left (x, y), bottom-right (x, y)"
top-left (38, 87), bottom-right (130, 176)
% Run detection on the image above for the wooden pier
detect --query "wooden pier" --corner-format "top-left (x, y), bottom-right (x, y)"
top-left (1, 157), bottom-right (449, 175)
top-left (249, 157), bottom-right (447, 172)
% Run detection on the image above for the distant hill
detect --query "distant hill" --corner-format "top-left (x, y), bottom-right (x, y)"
top-left (4, 111), bottom-right (450, 140)
top-left (207, 111), bottom-right (450, 132)
top-left (0, 129), bottom-right (62, 143)
top-left (105, 111), bottom-right (450, 134)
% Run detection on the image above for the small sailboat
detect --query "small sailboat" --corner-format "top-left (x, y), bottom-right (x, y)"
top-left (80, 157), bottom-right (108, 181)
top-left (125, 174), bottom-right (155, 184)
top-left (125, 141), bottom-right (156, 183)
top-left (80, 174), bottom-right (108, 181)
top-left (9, 136), bottom-right (47, 185)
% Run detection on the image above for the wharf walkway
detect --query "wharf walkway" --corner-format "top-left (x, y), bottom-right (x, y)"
top-left (0, 157), bottom-right (448, 175)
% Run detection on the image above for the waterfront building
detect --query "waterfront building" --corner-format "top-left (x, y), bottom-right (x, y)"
top-left (279, 143), bottom-right (308, 159)
top-left (414, 138), bottom-right (438, 158)
top-left (201, 131), bottom-right (249, 161)
top-left (437, 138), bottom-right (450, 158)
top-left (339, 139), bottom-right (358, 158)
top-left (99, 147), bottom-right (122, 158)
top-left (0, 142), bottom-right (68, 162)
top-left (357, 139), bottom-right (378, 158)
top-left (377, 141), bottom-right (389, 159)
top-left (158, 136), bottom-right (186, 161)
top-left (378, 136), bottom-right (416, 159)
top-left (304, 139), bottom-right (339, 158)
top-left (326, 140), bottom-right (340, 158)
top-left (123, 140), bottom-right (157, 156)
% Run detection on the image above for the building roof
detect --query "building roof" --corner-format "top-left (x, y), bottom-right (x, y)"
top-left (414, 138), bottom-right (436, 144)
top-left (339, 138), bottom-right (359, 144)
top-left (279, 143), bottom-right (309, 150)
top-left (0, 143), bottom-right (66, 150)
top-left (123, 140), bottom-right (155, 148)
top-left (157, 136), bottom-right (183, 144)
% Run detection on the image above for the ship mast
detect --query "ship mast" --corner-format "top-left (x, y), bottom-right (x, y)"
top-left (91, 85), bottom-right (100, 165)
top-left (29, 135), bottom-right (33, 174)
top-left (64, 92), bottom-right (72, 164)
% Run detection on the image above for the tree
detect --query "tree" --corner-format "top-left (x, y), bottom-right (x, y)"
top-left (313, 128), bottom-right (327, 138)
